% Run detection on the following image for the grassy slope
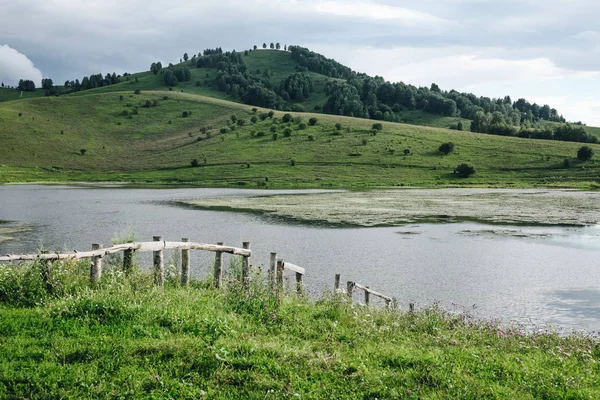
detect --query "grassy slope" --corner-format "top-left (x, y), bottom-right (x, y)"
top-left (1, 262), bottom-right (599, 399)
top-left (0, 88), bottom-right (45, 102)
top-left (1, 91), bottom-right (599, 188)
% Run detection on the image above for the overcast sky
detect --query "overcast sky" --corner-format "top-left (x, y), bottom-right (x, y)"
top-left (1, 0), bottom-right (599, 124)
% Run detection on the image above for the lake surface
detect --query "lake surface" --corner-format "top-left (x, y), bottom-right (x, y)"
top-left (1, 185), bottom-right (599, 332)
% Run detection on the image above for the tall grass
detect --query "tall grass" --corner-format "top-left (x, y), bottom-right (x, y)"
top-left (1, 260), bottom-right (599, 399)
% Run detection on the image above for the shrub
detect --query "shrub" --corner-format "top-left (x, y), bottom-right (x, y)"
top-left (270, 125), bottom-right (277, 133)
top-left (457, 121), bottom-right (464, 131)
top-left (220, 127), bottom-right (228, 134)
top-left (120, 110), bottom-right (129, 116)
top-left (439, 142), bottom-right (455, 155)
top-left (335, 123), bottom-right (342, 131)
top-left (346, 127), bottom-right (352, 133)
top-left (231, 115), bottom-right (237, 123)
top-left (119, 95), bottom-right (124, 101)
top-left (282, 113), bottom-right (293, 123)
top-left (182, 111), bottom-right (189, 118)
top-left (309, 117), bottom-right (318, 126)
top-left (283, 128), bottom-right (293, 137)
top-left (144, 100), bottom-right (152, 108)
top-left (256, 131), bottom-right (266, 137)
top-left (454, 163), bottom-right (476, 177)
top-left (403, 148), bottom-right (411, 155)
top-left (563, 159), bottom-right (570, 168)
top-left (191, 159), bottom-right (199, 167)
top-left (195, 80), bottom-right (201, 86)
top-left (252, 108), bottom-right (257, 113)
top-left (308, 134), bottom-right (315, 141)
top-left (80, 149), bottom-right (87, 156)
top-left (290, 159), bottom-right (296, 166)
top-left (268, 111), bottom-right (275, 118)
top-left (251, 116), bottom-right (258, 124)
top-left (134, 89), bottom-right (141, 94)
top-left (362, 138), bottom-right (368, 146)
top-left (259, 113), bottom-right (269, 121)
top-left (200, 127), bottom-right (207, 134)
top-left (162, 96), bottom-right (169, 100)
top-left (237, 119), bottom-right (246, 126)
top-left (298, 123), bottom-right (307, 130)
top-left (272, 133), bottom-right (279, 141)
top-left (577, 146), bottom-right (594, 161)
top-left (292, 104), bottom-right (305, 112)
top-left (372, 123), bottom-right (383, 131)
top-left (152, 100), bottom-right (159, 107)
top-left (294, 116), bottom-right (304, 124)
top-left (168, 120), bottom-right (172, 124)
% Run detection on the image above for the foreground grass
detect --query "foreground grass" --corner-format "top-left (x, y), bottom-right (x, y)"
top-left (1, 91), bottom-right (599, 189)
top-left (1, 261), bottom-right (599, 399)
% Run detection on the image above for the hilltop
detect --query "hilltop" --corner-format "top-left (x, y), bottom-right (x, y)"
top-left (0, 90), bottom-right (598, 188)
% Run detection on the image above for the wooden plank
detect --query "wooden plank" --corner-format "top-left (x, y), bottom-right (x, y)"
top-left (295, 271), bottom-right (303, 295)
top-left (346, 281), bottom-right (355, 300)
top-left (353, 282), bottom-right (392, 302)
top-left (90, 243), bottom-right (102, 283)
top-left (213, 242), bottom-right (224, 288)
top-left (153, 236), bottom-right (164, 286)
top-left (269, 252), bottom-right (277, 288)
top-left (276, 260), bottom-right (284, 290)
top-left (334, 274), bottom-right (341, 291)
top-left (0, 241), bottom-right (251, 262)
top-left (282, 262), bottom-right (305, 275)
top-left (241, 242), bottom-right (250, 285)
top-left (181, 238), bottom-right (190, 286)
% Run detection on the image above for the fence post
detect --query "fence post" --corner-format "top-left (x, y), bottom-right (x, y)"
top-left (181, 238), bottom-right (190, 286)
top-left (40, 251), bottom-right (53, 294)
top-left (242, 242), bottom-right (250, 286)
top-left (269, 252), bottom-right (277, 289)
top-left (364, 286), bottom-right (370, 305)
top-left (295, 272), bottom-right (303, 295)
top-left (213, 242), bottom-right (224, 288)
top-left (409, 303), bottom-right (415, 313)
top-left (153, 236), bottom-right (164, 286)
top-left (346, 281), bottom-right (354, 302)
top-left (276, 260), bottom-right (284, 291)
top-left (334, 274), bottom-right (341, 291)
top-left (123, 248), bottom-right (133, 275)
top-left (90, 243), bottom-right (103, 283)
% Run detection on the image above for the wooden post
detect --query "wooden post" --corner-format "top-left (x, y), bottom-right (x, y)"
top-left (90, 243), bottom-right (102, 283)
top-left (181, 238), bottom-right (190, 286)
top-left (334, 274), bottom-right (341, 291)
top-left (409, 303), bottom-right (415, 313)
top-left (40, 251), bottom-right (53, 294)
top-left (295, 272), bottom-right (303, 295)
top-left (346, 281), bottom-right (354, 301)
top-left (269, 252), bottom-right (277, 289)
top-left (276, 260), bottom-right (284, 291)
top-left (241, 242), bottom-right (250, 285)
top-left (213, 242), bottom-right (224, 288)
top-left (123, 249), bottom-right (133, 275)
top-left (153, 236), bottom-right (164, 286)
top-left (364, 286), bottom-right (370, 305)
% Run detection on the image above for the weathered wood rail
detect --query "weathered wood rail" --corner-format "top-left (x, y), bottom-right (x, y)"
top-left (0, 238), bottom-right (251, 288)
top-left (269, 252), bottom-right (305, 294)
top-left (335, 273), bottom-right (392, 306)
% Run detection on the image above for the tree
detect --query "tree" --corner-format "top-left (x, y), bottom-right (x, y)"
top-left (270, 43), bottom-right (274, 49)
top-left (284, 45), bottom-right (287, 51)
top-left (276, 43), bottom-right (281, 50)
top-left (282, 113), bottom-right (293, 123)
top-left (80, 149), bottom-right (87, 156)
top-left (253, 45), bottom-right (257, 50)
top-left (457, 121), bottom-right (464, 131)
top-left (183, 53), bottom-right (189, 62)
top-left (454, 163), bottom-right (475, 177)
top-left (150, 62), bottom-right (162, 75)
top-left (41, 78), bottom-right (53, 91)
top-left (263, 43), bottom-right (267, 49)
top-left (577, 146), bottom-right (594, 161)
top-left (372, 123), bottom-right (383, 131)
top-left (438, 142), bottom-right (455, 155)
top-left (191, 159), bottom-right (199, 167)
top-left (308, 117), bottom-right (318, 126)
top-left (335, 123), bottom-right (342, 130)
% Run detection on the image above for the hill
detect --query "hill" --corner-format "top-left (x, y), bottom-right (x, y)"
top-left (0, 90), bottom-right (598, 188)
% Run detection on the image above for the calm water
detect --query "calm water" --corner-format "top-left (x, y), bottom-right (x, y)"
top-left (1, 185), bottom-right (600, 332)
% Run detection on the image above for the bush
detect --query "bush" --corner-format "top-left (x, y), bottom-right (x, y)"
top-left (454, 163), bottom-right (476, 177)
top-left (144, 100), bottom-right (152, 108)
top-left (282, 113), bottom-right (293, 123)
top-left (403, 148), bottom-right (411, 156)
top-left (270, 125), bottom-right (277, 133)
top-left (252, 108), bottom-right (257, 113)
top-left (191, 159), bottom-right (199, 167)
top-left (182, 111), bottom-right (189, 118)
top-left (283, 128), bottom-right (293, 137)
top-left (134, 89), bottom-right (141, 94)
top-left (268, 111), bottom-right (275, 119)
top-left (292, 104), bottom-right (305, 112)
top-left (231, 115), bottom-right (237, 123)
top-left (362, 138), bottom-right (368, 146)
top-left (220, 127), bottom-right (228, 134)
top-left (308, 134), bottom-right (315, 141)
top-left (290, 159), bottom-right (296, 166)
top-left (335, 123), bottom-right (342, 131)
top-left (119, 95), bottom-right (124, 101)
top-left (298, 123), bottom-right (307, 130)
top-left (457, 121), bottom-right (464, 131)
top-left (195, 80), bottom-right (201, 86)
top-left (272, 133), bottom-right (279, 141)
top-left (256, 131), bottom-right (266, 137)
top-left (563, 159), bottom-right (570, 168)
top-left (80, 149), bottom-right (87, 156)
top-left (439, 142), bottom-right (455, 155)
top-left (237, 119), bottom-right (246, 126)
top-left (372, 123), bottom-right (383, 131)
top-left (259, 113), bottom-right (269, 121)
top-left (577, 146), bottom-right (594, 161)
top-left (309, 117), bottom-right (318, 126)
top-left (251, 116), bottom-right (258, 124)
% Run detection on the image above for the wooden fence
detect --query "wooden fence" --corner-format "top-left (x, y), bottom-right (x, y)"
top-left (1, 240), bottom-right (403, 308)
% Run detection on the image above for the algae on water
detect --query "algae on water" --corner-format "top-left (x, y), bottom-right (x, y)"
top-left (184, 188), bottom-right (600, 227)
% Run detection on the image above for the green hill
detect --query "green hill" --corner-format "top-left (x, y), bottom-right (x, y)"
top-left (1, 90), bottom-right (598, 188)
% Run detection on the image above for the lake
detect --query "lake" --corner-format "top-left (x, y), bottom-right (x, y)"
top-left (1, 184), bottom-right (599, 332)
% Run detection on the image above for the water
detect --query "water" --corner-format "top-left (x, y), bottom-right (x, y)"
top-left (1, 185), bottom-right (599, 332)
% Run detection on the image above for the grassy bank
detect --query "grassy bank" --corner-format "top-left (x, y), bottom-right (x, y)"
top-left (1, 260), bottom-right (599, 399)
top-left (1, 91), bottom-right (599, 188)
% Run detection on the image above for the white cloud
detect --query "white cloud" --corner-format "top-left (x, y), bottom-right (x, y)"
top-left (0, 45), bottom-right (43, 87)
top-left (315, 1), bottom-right (445, 24)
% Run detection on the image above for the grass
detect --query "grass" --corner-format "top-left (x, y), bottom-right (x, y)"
top-left (0, 88), bottom-right (45, 102)
top-left (1, 90), bottom-right (600, 188)
top-left (1, 259), bottom-right (599, 399)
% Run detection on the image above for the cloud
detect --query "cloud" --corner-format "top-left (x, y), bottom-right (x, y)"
top-left (315, 1), bottom-right (446, 24)
top-left (0, 45), bottom-right (43, 87)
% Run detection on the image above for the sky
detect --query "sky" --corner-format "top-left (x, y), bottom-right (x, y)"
top-left (1, 0), bottom-right (599, 125)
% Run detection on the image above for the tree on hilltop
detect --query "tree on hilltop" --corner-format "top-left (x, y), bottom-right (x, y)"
top-left (270, 43), bottom-right (274, 49)
top-left (263, 43), bottom-right (267, 49)
top-left (253, 45), bottom-right (257, 50)
top-left (276, 43), bottom-right (281, 50)
top-left (183, 53), bottom-right (188, 62)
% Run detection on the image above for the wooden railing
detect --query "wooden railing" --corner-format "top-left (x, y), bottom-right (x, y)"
top-left (0, 237), bottom-right (251, 288)
top-left (335, 273), bottom-right (393, 307)
top-left (269, 252), bottom-right (305, 294)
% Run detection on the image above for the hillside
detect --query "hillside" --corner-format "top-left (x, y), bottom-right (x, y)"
top-left (0, 90), bottom-right (598, 188)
